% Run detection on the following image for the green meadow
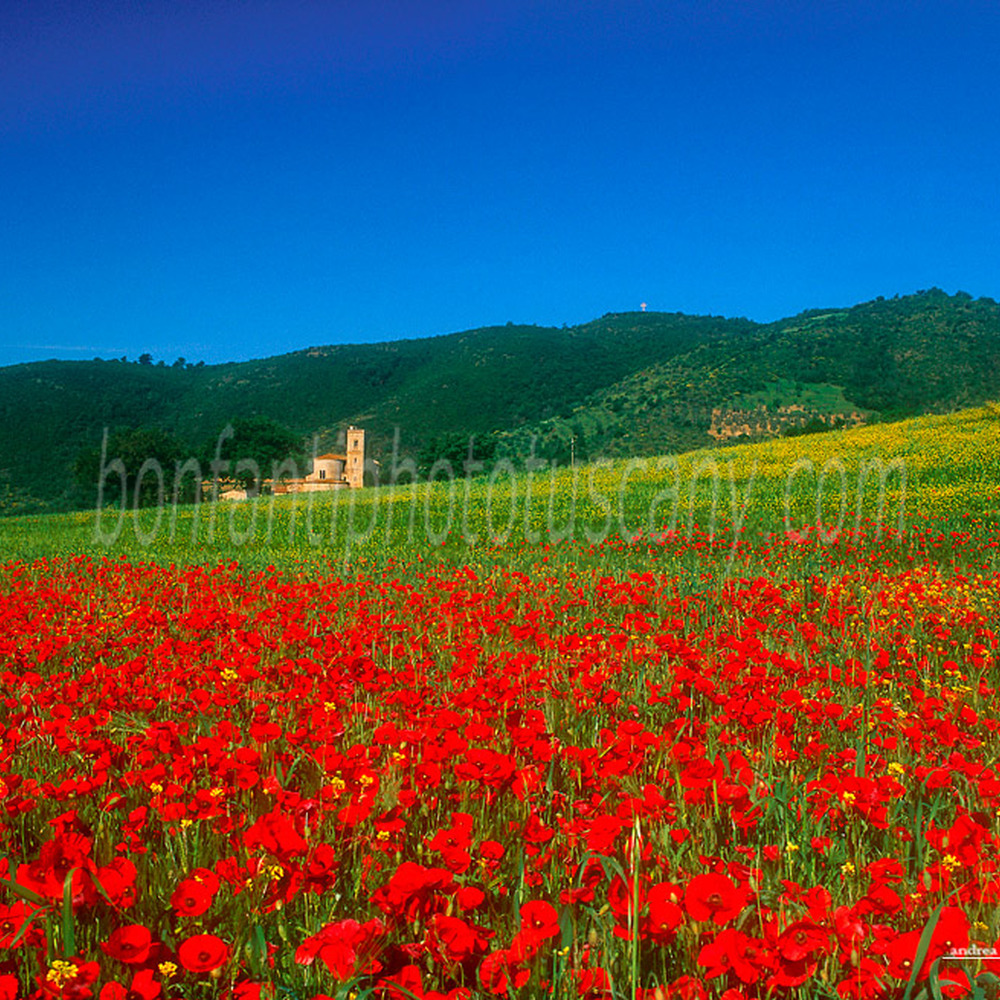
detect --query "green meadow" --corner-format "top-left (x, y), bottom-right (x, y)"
top-left (3, 405), bottom-right (998, 574)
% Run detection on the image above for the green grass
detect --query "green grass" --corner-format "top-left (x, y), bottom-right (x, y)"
top-left (727, 377), bottom-right (865, 416)
top-left (2, 405), bottom-right (998, 574)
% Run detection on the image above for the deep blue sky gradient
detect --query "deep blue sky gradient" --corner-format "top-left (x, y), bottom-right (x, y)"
top-left (2, 0), bottom-right (998, 367)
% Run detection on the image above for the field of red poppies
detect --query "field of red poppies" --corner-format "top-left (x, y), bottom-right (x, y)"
top-left (1, 519), bottom-right (999, 1000)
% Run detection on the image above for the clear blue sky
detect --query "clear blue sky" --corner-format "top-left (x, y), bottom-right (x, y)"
top-left (2, 0), bottom-right (998, 367)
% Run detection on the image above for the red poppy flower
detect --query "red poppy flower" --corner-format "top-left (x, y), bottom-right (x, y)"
top-left (644, 883), bottom-right (684, 944)
top-left (171, 878), bottom-right (214, 917)
top-left (572, 966), bottom-right (613, 999)
top-left (519, 900), bottom-right (559, 944)
top-left (370, 863), bottom-right (455, 924)
top-left (179, 933), bottom-right (231, 973)
top-left (129, 970), bottom-right (162, 1000)
top-left (585, 814), bottom-right (625, 855)
top-left (836, 957), bottom-right (889, 999)
top-left (19, 832), bottom-right (95, 902)
top-left (777, 921), bottom-right (830, 962)
top-left (697, 928), bottom-right (765, 984)
top-left (101, 924), bottom-right (153, 965)
top-left (243, 810), bottom-right (308, 861)
top-left (477, 841), bottom-right (505, 876)
top-left (222, 983), bottom-right (275, 1000)
top-left (382, 965), bottom-right (423, 1000)
top-left (834, 904), bottom-right (867, 960)
top-left (931, 906), bottom-right (970, 956)
top-left (97, 858), bottom-right (138, 910)
top-left (887, 908), bottom-right (969, 982)
top-left (426, 914), bottom-right (489, 966)
top-left (304, 843), bottom-right (338, 894)
top-left (657, 975), bottom-right (707, 1000)
top-left (768, 957), bottom-right (816, 990)
top-left (478, 950), bottom-right (530, 995)
top-left (684, 873), bottom-right (744, 924)
top-left (99, 969), bottom-right (161, 1000)
top-left (523, 813), bottom-right (555, 845)
top-left (560, 857), bottom-right (605, 906)
top-left (455, 885), bottom-right (486, 911)
top-left (0, 901), bottom-right (40, 949)
top-left (294, 918), bottom-right (385, 981)
top-left (427, 813), bottom-right (474, 873)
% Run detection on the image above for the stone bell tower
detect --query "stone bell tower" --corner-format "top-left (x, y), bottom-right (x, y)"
top-left (345, 426), bottom-right (365, 488)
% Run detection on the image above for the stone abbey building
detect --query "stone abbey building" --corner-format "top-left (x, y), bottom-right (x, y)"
top-left (272, 426), bottom-right (366, 494)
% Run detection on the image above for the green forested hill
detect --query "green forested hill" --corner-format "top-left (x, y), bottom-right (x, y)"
top-left (501, 289), bottom-right (1000, 462)
top-left (1, 288), bottom-right (998, 513)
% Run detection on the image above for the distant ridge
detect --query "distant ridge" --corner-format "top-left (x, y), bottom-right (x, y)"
top-left (1, 288), bottom-right (997, 513)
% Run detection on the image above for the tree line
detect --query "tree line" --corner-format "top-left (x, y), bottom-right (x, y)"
top-left (74, 417), bottom-right (307, 507)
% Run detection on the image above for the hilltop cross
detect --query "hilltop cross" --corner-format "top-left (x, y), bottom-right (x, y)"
top-left (640, 302), bottom-right (647, 312)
